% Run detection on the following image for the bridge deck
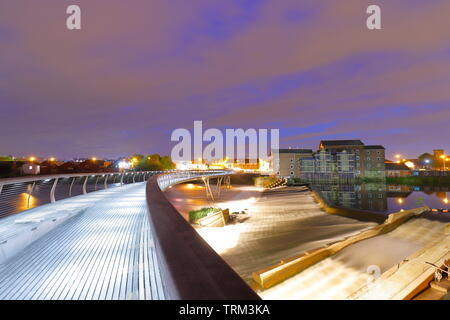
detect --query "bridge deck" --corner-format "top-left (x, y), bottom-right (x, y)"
top-left (0, 183), bottom-right (165, 300)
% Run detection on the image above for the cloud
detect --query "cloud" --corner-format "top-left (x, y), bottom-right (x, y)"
top-left (0, 0), bottom-right (450, 159)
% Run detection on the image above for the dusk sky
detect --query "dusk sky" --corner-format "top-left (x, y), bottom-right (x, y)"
top-left (1, 1), bottom-right (450, 160)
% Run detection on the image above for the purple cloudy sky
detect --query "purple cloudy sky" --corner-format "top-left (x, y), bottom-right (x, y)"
top-left (1, 0), bottom-right (450, 160)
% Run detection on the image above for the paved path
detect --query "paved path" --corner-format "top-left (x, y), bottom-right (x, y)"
top-left (0, 183), bottom-right (165, 300)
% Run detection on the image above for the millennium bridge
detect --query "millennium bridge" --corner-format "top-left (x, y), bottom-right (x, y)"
top-left (0, 171), bottom-right (259, 300)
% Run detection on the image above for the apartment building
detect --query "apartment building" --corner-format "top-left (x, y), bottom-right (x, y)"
top-left (272, 149), bottom-right (313, 178)
top-left (275, 140), bottom-right (386, 182)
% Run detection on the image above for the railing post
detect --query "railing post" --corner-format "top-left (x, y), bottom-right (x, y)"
top-left (69, 177), bottom-right (76, 197)
top-left (104, 175), bottom-right (109, 189)
top-left (50, 178), bottom-right (59, 203)
top-left (82, 176), bottom-right (88, 194)
top-left (28, 182), bottom-right (36, 209)
top-left (120, 174), bottom-right (124, 185)
top-left (0, 183), bottom-right (3, 196)
top-left (94, 175), bottom-right (99, 191)
top-left (133, 173), bottom-right (136, 183)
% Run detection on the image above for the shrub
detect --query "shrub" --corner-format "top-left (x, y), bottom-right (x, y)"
top-left (189, 207), bottom-right (219, 222)
top-left (254, 176), bottom-right (279, 188)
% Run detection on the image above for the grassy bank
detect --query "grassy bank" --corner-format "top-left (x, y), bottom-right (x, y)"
top-left (254, 176), bottom-right (279, 188)
top-left (386, 176), bottom-right (450, 186)
top-left (188, 207), bottom-right (219, 222)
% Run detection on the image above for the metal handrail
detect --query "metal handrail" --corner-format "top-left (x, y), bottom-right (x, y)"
top-left (146, 170), bottom-right (261, 300)
top-left (0, 171), bottom-right (165, 218)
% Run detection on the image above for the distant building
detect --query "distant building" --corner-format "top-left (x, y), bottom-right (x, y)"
top-left (275, 140), bottom-right (386, 182)
top-left (385, 162), bottom-right (411, 177)
top-left (272, 149), bottom-right (313, 178)
top-left (433, 149), bottom-right (445, 159)
top-left (20, 163), bottom-right (40, 175)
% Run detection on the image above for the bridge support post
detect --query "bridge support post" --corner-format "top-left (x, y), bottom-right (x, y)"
top-left (203, 177), bottom-right (215, 201)
top-left (216, 177), bottom-right (223, 199)
top-left (225, 175), bottom-right (231, 189)
top-left (50, 178), bottom-right (59, 203)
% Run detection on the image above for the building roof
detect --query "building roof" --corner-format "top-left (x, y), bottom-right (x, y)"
top-left (319, 140), bottom-right (364, 147)
top-left (385, 162), bottom-right (410, 171)
top-left (364, 145), bottom-right (385, 150)
top-left (275, 149), bottom-right (313, 154)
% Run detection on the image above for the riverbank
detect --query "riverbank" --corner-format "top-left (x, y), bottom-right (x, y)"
top-left (387, 176), bottom-right (450, 186)
top-left (260, 214), bottom-right (448, 300)
top-left (165, 184), bottom-right (377, 285)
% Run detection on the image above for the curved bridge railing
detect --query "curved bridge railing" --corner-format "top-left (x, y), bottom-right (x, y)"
top-left (0, 171), bottom-right (162, 219)
top-left (146, 170), bottom-right (260, 300)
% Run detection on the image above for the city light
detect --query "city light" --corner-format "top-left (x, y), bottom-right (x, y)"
top-left (440, 155), bottom-right (448, 170)
top-left (118, 160), bottom-right (131, 170)
top-left (29, 156), bottom-right (36, 162)
top-left (49, 157), bottom-right (56, 162)
top-left (404, 161), bottom-right (415, 169)
top-left (395, 154), bottom-right (401, 159)
top-left (444, 198), bottom-right (449, 205)
top-left (91, 157), bottom-right (97, 161)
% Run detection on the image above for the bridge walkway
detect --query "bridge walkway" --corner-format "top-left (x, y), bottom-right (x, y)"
top-left (0, 183), bottom-right (165, 300)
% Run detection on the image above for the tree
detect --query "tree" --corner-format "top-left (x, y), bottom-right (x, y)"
top-left (0, 156), bottom-right (14, 161)
top-left (132, 153), bottom-right (175, 171)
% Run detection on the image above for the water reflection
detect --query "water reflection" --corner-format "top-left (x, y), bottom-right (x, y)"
top-left (314, 183), bottom-right (450, 214)
top-left (17, 192), bottom-right (38, 212)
